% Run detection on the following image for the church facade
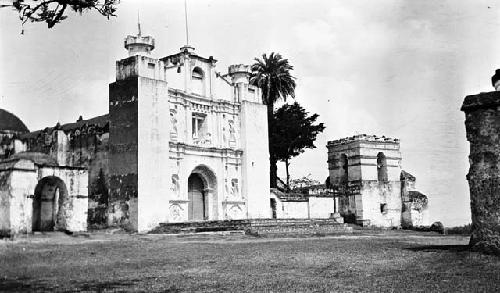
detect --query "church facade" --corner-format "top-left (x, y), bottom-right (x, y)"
top-left (0, 27), bottom-right (270, 233)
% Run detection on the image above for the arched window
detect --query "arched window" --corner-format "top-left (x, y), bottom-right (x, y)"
top-left (340, 154), bottom-right (348, 183)
top-left (192, 67), bottom-right (204, 80)
top-left (191, 66), bottom-right (205, 95)
top-left (377, 152), bottom-right (388, 182)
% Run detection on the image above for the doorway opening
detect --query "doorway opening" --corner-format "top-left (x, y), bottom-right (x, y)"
top-left (188, 173), bottom-right (206, 221)
top-left (32, 176), bottom-right (68, 231)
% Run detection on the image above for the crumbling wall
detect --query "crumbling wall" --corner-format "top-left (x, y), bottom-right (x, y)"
top-left (109, 78), bottom-right (139, 230)
top-left (20, 120), bottom-right (109, 228)
top-left (37, 166), bottom-right (88, 232)
top-left (308, 197), bottom-right (335, 218)
top-left (359, 181), bottom-right (402, 227)
top-left (0, 160), bottom-right (37, 236)
top-left (461, 91), bottom-right (500, 254)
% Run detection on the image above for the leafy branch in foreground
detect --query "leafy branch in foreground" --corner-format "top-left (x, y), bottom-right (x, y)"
top-left (4, 0), bottom-right (119, 29)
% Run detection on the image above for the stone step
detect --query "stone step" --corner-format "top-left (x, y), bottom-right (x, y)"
top-left (150, 219), bottom-right (351, 235)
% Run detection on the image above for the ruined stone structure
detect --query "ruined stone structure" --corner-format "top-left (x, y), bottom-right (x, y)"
top-left (327, 135), bottom-right (428, 227)
top-left (400, 171), bottom-right (429, 228)
top-left (461, 70), bottom-right (500, 254)
top-left (0, 152), bottom-right (88, 235)
top-left (0, 26), bottom-right (270, 233)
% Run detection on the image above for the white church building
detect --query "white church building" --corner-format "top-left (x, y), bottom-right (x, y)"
top-left (0, 25), bottom-right (271, 234)
top-left (108, 26), bottom-right (271, 231)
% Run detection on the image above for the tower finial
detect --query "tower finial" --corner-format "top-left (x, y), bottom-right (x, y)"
top-left (137, 10), bottom-right (141, 36)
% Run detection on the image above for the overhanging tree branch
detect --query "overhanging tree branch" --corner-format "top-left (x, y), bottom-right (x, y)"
top-left (3, 0), bottom-right (119, 28)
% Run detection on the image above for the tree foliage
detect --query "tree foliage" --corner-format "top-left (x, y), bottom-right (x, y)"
top-left (6, 0), bottom-right (118, 29)
top-left (289, 175), bottom-right (321, 190)
top-left (250, 52), bottom-right (296, 107)
top-left (271, 102), bottom-right (325, 186)
top-left (250, 52), bottom-right (296, 187)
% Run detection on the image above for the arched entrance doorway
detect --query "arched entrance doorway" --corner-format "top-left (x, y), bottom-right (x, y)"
top-left (188, 173), bottom-right (206, 221)
top-left (32, 176), bottom-right (68, 231)
top-left (187, 165), bottom-right (217, 221)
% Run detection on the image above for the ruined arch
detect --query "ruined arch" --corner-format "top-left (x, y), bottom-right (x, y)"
top-left (32, 176), bottom-right (69, 231)
top-left (377, 152), bottom-right (388, 182)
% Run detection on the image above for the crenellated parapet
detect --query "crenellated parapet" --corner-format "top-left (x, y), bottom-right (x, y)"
top-left (327, 134), bottom-right (400, 147)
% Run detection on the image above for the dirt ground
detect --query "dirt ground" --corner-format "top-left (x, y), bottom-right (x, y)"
top-left (0, 230), bottom-right (499, 292)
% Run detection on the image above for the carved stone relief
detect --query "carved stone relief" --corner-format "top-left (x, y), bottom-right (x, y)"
top-left (226, 204), bottom-right (243, 220)
top-left (169, 204), bottom-right (183, 222)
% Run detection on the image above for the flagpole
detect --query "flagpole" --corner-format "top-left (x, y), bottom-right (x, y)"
top-left (184, 0), bottom-right (189, 46)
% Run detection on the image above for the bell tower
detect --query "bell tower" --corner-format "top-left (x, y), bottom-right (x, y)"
top-left (124, 18), bottom-right (155, 57)
top-left (108, 24), bottom-right (170, 232)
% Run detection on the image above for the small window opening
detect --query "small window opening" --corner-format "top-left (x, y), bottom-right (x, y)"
top-left (192, 113), bottom-right (206, 141)
top-left (192, 67), bottom-right (204, 80)
top-left (377, 152), bottom-right (388, 182)
top-left (380, 203), bottom-right (388, 214)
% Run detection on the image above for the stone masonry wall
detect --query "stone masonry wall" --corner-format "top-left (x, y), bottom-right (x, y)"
top-left (108, 77), bottom-right (139, 229)
top-left (21, 121), bottom-right (109, 227)
top-left (461, 91), bottom-right (500, 254)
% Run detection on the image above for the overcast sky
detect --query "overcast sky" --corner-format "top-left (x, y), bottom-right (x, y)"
top-left (2, 0), bottom-right (499, 226)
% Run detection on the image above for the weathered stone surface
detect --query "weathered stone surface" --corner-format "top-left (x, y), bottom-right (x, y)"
top-left (0, 158), bottom-right (87, 236)
top-left (462, 90), bottom-right (500, 254)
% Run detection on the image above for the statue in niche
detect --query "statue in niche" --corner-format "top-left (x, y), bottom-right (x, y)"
top-left (231, 179), bottom-right (239, 197)
top-left (228, 120), bottom-right (236, 142)
top-left (171, 174), bottom-right (180, 198)
top-left (222, 125), bottom-right (228, 144)
top-left (170, 109), bottom-right (178, 138)
top-left (225, 178), bottom-right (230, 195)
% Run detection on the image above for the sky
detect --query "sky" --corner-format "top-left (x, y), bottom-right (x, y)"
top-left (2, 0), bottom-right (500, 226)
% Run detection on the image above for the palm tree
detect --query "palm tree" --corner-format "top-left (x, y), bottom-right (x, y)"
top-left (250, 52), bottom-right (296, 188)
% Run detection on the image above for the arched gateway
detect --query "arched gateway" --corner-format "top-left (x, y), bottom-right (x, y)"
top-left (32, 176), bottom-right (68, 231)
top-left (188, 165), bottom-right (217, 221)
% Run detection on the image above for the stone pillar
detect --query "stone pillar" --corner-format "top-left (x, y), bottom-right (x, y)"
top-left (461, 81), bottom-right (500, 254)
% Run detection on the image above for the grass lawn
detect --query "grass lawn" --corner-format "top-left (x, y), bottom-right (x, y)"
top-left (0, 230), bottom-right (499, 292)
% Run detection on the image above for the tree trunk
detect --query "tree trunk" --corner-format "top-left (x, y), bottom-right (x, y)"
top-left (285, 158), bottom-right (290, 188)
top-left (270, 156), bottom-right (278, 188)
top-left (267, 99), bottom-right (278, 188)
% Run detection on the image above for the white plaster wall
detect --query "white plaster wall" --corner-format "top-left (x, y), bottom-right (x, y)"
top-left (8, 161), bottom-right (38, 234)
top-left (278, 201), bottom-right (309, 219)
top-left (360, 183), bottom-right (402, 227)
top-left (64, 170), bottom-right (88, 232)
top-left (165, 68), bottom-right (184, 91)
top-left (0, 171), bottom-right (12, 233)
top-left (134, 56), bottom-right (166, 81)
top-left (240, 101), bottom-right (270, 219)
top-left (309, 197), bottom-right (335, 219)
top-left (137, 77), bottom-right (171, 232)
top-left (213, 76), bottom-right (233, 102)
